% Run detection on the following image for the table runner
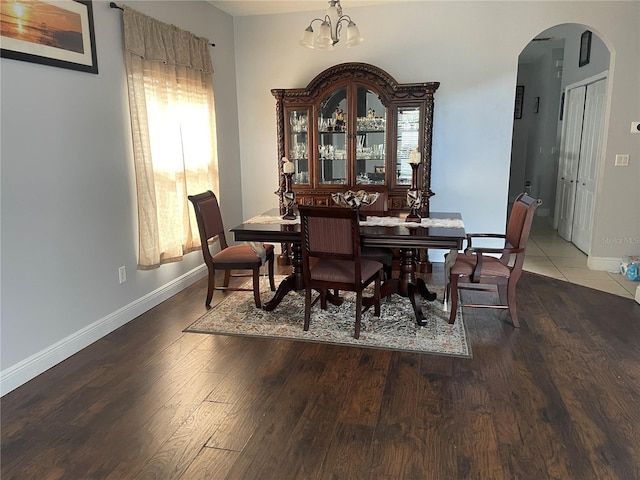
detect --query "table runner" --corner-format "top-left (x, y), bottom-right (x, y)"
top-left (245, 214), bottom-right (464, 229)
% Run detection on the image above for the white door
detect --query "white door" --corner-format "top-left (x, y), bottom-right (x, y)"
top-left (557, 85), bottom-right (586, 241)
top-left (572, 79), bottom-right (606, 254)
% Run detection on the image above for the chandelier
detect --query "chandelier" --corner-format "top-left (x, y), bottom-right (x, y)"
top-left (299, 0), bottom-right (364, 50)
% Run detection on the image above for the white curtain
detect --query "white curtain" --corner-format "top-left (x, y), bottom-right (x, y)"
top-left (122, 6), bottom-right (219, 269)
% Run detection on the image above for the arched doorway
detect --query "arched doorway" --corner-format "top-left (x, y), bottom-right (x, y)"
top-left (510, 24), bottom-right (611, 255)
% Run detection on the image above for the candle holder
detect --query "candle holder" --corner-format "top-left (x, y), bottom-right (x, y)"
top-left (406, 162), bottom-right (422, 223)
top-left (282, 172), bottom-right (296, 220)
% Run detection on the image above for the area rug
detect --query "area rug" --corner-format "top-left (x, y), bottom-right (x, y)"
top-left (184, 276), bottom-right (471, 358)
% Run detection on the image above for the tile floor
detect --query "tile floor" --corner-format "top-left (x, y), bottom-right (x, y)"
top-left (525, 216), bottom-right (638, 300)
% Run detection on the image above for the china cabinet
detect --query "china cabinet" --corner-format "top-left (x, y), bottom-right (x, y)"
top-left (272, 62), bottom-right (439, 214)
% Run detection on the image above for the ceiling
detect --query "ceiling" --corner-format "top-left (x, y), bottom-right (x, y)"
top-left (207, 1), bottom-right (392, 17)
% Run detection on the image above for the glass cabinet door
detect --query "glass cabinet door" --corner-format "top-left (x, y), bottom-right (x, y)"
top-left (317, 87), bottom-right (347, 185)
top-left (355, 87), bottom-right (386, 185)
top-left (287, 109), bottom-right (309, 184)
top-left (395, 106), bottom-right (421, 186)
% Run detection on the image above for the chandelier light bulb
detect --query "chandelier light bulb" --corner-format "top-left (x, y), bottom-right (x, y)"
top-left (345, 21), bottom-right (363, 47)
top-left (316, 21), bottom-right (334, 47)
top-left (299, 26), bottom-right (315, 48)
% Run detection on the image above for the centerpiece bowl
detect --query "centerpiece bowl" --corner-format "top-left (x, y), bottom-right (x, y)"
top-left (331, 190), bottom-right (380, 221)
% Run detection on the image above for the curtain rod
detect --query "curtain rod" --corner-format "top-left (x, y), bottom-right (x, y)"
top-left (109, 2), bottom-right (215, 47)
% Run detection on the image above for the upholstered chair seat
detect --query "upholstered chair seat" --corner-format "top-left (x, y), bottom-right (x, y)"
top-left (309, 258), bottom-right (384, 283)
top-left (213, 244), bottom-right (274, 264)
top-left (450, 254), bottom-right (511, 278)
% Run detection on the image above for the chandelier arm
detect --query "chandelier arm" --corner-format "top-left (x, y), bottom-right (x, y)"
top-left (306, 17), bottom-right (327, 30)
top-left (334, 15), bottom-right (352, 40)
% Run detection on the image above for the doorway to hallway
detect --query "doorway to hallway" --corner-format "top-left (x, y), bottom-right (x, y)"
top-left (511, 24), bottom-right (611, 257)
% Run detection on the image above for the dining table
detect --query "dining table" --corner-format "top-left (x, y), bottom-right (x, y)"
top-left (231, 208), bottom-right (466, 326)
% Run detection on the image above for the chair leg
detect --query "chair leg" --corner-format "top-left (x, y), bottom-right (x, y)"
top-left (206, 267), bottom-right (216, 307)
top-left (223, 270), bottom-right (231, 287)
top-left (268, 253), bottom-right (276, 291)
top-left (448, 275), bottom-right (459, 324)
top-left (497, 284), bottom-right (508, 306)
top-left (304, 287), bottom-right (312, 331)
top-left (444, 281), bottom-right (450, 306)
top-left (374, 272), bottom-right (381, 317)
top-left (384, 265), bottom-right (393, 282)
top-left (382, 266), bottom-right (392, 301)
top-left (354, 291), bottom-right (362, 339)
top-left (507, 280), bottom-right (520, 328)
top-left (252, 269), bottom-right (261, 309)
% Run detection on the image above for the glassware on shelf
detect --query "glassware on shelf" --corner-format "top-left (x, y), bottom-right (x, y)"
top-left (288, 110), bottom-right (309, 186)
top-left (396, 106), bottom-right (420, 185)
top-left (289, 112), bottom-right (308, 133)
top-left (356, 116), bottom-right (386, 132)
top-left (355, 145), bottom-right (385, 160)
top-left (295, 171), bottom-right (309, 184)
top-left (289, 143), bottom-right (307, 160)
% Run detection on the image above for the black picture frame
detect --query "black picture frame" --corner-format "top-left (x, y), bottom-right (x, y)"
top-left (514, 85), bottom-right (524, 119)
top-left (0, 0), bottom-right (98, 74)
top-left (579, 30), bottom-right (592, 68)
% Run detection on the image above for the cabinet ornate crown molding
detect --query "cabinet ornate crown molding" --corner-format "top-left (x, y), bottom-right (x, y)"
top-left (273, 62), bottom-right (439, 214)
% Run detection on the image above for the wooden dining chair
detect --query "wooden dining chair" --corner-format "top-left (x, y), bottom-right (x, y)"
top-left (299, 205), bottom-right (383, 339)
top-left (188, 190), bottom-right (275, 308)
top-left (446, 193), bottom-right (541, 327)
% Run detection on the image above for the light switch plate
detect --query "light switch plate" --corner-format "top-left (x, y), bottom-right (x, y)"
top-left (615, 154), bottom-right (629, 166)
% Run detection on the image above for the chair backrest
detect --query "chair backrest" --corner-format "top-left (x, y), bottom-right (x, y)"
top-left (505, 193), bottom-right (542, 249)
top-left (298, 205), bottom-right (361, 263)
top-left (188, 191), bottom-right (229, 260)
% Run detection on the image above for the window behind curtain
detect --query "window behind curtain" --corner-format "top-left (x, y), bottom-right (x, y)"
top-left (122, 6), bottom-right (219, 269)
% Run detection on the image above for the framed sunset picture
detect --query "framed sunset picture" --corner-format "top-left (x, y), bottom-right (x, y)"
top-left (0, 0), bottom-right (98, 74)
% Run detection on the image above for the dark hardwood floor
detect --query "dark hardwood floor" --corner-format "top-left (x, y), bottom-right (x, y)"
top-left (2, 264), bottom-right (639, 479)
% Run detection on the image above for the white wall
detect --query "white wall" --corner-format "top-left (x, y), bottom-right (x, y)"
top-left (0, 1), bottom-right (242, 394)
top-left (232, 1), bottom-right (639, 263)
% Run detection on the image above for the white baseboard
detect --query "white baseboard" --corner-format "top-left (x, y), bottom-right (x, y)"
top-left (0, 265), bottom-right (207, 396)
top-left (587, 256), bottom-right (621, 272)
